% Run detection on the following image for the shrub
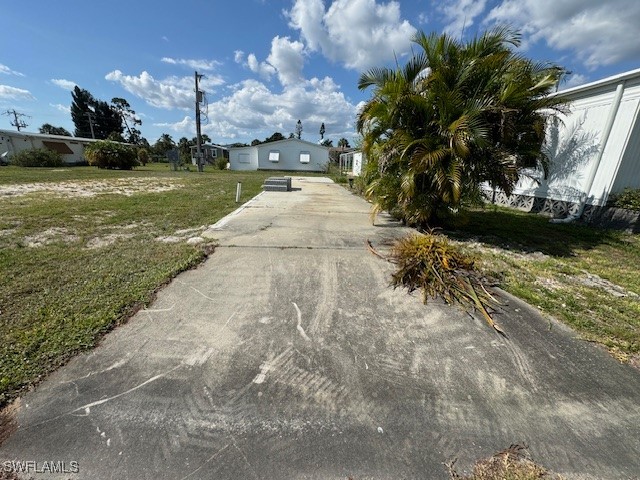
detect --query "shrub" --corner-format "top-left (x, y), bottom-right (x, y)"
top-left (388, 233), bottom-right (503, 334)
top-left (85, 141), bottom-right (138, 170)
top-left (9, 148), bottom-right (64, 168)
top-left (215, 156), bottom-right (228, 170)
top-left (137, 148), bottom-right (150, 166)
top-left (610, 188), bottom-right (640, 212)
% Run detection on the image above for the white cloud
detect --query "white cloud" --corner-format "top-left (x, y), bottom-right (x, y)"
top-left (486, 0), bottom-right (640, 69)
top-left (105, 70), bottom-right (224, 110)
top-left (0, 85), bottom-right (35, 100)
top-left (560, 73), bottom-right (589, 90)
top-left (200, 76), bottom-right (360, 142)
top-left (0, 64), bottom-right (24, 76)
top-left (161, 57), bottom-right (222, 71)
top-left (234, 50), bottom-right (245, 63)
top-left (240, 36), bottom-right (305, 86)
top-left (266, 36), bottom-right (305, 86)
top-left (246, 53), bottom-right (276, 79)
top-left (50, 103), bottom-right (70, 113)
top-left (287, 0), bottom-right (416, 70)
top-left (153, 115), bottom-right (193, 132)
top-left (438, 0), bottom-right (488, 36)
top-left (51, 78), bottom-right (77, 90)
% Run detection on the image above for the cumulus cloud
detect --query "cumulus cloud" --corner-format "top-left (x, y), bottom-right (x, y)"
top-left (486, 0), bottom-right (640, 69)
top-left (246, 53), bottom-right (276, 79)
top-left (105, 70), bottom-right (224, 110)
top-left (266, 36), bottom-right (305, 86)
top-left (286, 0), bottom-right (416, 70)
top-left (234, 50), bottom-right (245, 63)
top-left (0, 85), bottom-right (35, 100)
top-left (438, 0), bottom-right (488, 36)
top-left (161, 57), bottom-right (222, 71)
top-left (50, 103), bottom-right (70, 113)
top-left (51, 78), bottom-right (77, 90)
top-left (0, 64), bottom-right (24, 76)
top-left (199, 76), bottom-right (360, 142)
top-left (153, 115), bottom-right (193, 132)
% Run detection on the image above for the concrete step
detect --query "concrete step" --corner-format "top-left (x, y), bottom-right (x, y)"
top-left (263, 185), bottom-right (290, 192)
top-left (263, 177), bottom-right (291, 191)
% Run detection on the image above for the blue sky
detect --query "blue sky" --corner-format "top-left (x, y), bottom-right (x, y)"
top-left (2, 0), bottom-right (639, 146)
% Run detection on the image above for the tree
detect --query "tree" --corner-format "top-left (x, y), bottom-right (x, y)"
top-left (264, 132), bottom-right (285, 143)
top-left (39, 124), bottom-right (71, 136)
top-left (92, 100), bottom-right (123, 140)
top-left (112, 97), bottom-right (142, 144)
top-left (152, 133), bottom-right (175, 156)
top-left (357, 27), bottom-right (567, 227)
top-left (319, 122), bottom-right (325, 140)
top-left (321, 139), bottom-right (333, 147)
top-left (70, 86), bottom-right (95, 138)
top-left (295, 120), bottom-right (302, 139)
top-left (337, 138), bottom-right (351, 150)
top-left (251, 138), bottom-right (261, 146)
top-left (192, 134), bottom-right (211, 145)
top-left (178, 137), bottom-right (192, 164)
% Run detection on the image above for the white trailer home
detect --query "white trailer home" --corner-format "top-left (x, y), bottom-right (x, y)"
top-left (0, 129), bottom-right (99, 165)
top-left (488, 68), bottom-right (640, 221)
top-left (229, 138), bottom-right (329, 172)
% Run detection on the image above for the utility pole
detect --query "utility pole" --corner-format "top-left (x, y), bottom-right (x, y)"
top-left (84, 112), bottom-right (96, 139)
top-left (3, 109), bottom-right (29, 131)
top-left (195, 71), bottom-right (204, 172)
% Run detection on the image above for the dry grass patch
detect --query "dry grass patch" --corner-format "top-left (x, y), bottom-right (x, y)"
top-left (447, 445), bottom-right (564, 480)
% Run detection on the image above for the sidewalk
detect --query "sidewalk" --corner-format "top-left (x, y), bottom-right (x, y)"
top-left (1, 177), bottom-right (639, 479)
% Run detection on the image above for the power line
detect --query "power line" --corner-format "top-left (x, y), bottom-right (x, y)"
top-left (2, 109), bottom-right (30, 131)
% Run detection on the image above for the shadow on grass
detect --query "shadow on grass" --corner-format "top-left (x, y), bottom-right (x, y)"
top-left (443, 206), bottom-right (625, 258)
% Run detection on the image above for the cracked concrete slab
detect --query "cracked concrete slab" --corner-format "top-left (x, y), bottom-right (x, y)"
top-left (1, 176), bottom-right (639, 479)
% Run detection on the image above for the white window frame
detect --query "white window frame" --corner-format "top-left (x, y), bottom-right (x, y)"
top-left (269, 150), bottom-right (280, 162)
top-left (299, 151), bottom-right (311, 164)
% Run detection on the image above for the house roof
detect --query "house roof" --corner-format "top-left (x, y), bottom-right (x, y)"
top-left (553, 67), bottom-right (640, 98)
top-left (229, 137), bottom-right (331, 151)
top-left (0, 129), bottom-right (99, 144)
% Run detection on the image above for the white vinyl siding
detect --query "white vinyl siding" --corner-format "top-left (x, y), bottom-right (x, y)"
top-left (238, 153), bottom-right (250, 163)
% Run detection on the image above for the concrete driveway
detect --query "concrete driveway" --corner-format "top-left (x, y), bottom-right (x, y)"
top-left (2, 177), bottom-right (640, 479)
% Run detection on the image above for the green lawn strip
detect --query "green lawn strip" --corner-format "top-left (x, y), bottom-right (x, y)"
top-left (0, 167), bottom-right (280, 407)
top-left (448, 206), bottom-right (640, 361)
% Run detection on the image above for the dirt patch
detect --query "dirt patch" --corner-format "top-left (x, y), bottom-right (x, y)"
top-left (575, 272), bottom-right (639, 298)
top-left (0, 399), bottom-right (19, 447)
top-left (86, 222), bottom-right (154, 248)
top-left (23, 227), bottom-right (80, 248)
top-left (156, 225), bottom-right (208, 244)
top-left (0, 177), bottom-right (184, 199)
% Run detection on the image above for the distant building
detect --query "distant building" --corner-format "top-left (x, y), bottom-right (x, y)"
top-left (229, 138), bottom-right (329, 172)
top-left (189, 144), bottom-right (229, 166)
top-left (0, 129), bottom-right (99, 165)
top-left (338, 150), bottom-right (365, 176)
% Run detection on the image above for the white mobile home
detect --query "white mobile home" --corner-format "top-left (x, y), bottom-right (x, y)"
top-left (0, 129), bottom-right (99, 165)
top-left (489, 68), bottom-right (640, 219)
top-left (229, 138), bottom-right (329, 172)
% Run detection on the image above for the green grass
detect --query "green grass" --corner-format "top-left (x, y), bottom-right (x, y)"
top-left (0, 164), bottom-right (280, 407)
top-left (446, 205), bottom-right (640, 362)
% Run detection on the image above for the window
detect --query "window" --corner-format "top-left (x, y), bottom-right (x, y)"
top-left (299, 151), bottom-right (310, 164)
top-left (238, 153), bottom-right (250, 164)
top-left (269, 150), bottom-right (280, 162)
top-left (42, 141), bottom-right (73, 154)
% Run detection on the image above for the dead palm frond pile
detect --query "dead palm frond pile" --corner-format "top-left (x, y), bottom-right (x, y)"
top-left (386, 233), bottom-right (504, 334)
top-left (447, 444), bottom-right (564, 480)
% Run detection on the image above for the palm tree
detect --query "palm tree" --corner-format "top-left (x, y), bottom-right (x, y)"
top-left (357, 27), bottom-right (567, 227)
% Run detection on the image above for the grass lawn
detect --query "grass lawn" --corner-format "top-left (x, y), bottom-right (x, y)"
top-left (445, 205), bottom-right (640, 364)
top-left (0, 164), bottom-right (280, 407)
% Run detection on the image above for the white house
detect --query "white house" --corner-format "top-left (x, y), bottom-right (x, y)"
top-left (229, 138), bottom-right (329, 172)
top-left (489, 68), bottom-right (640, 219)
top-left (0, 129), bottom-right (99, 165)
